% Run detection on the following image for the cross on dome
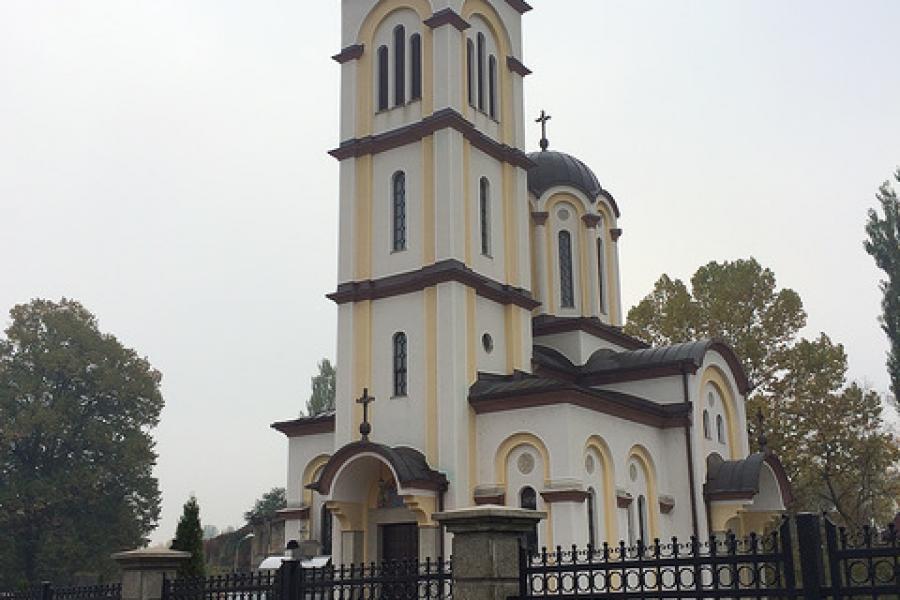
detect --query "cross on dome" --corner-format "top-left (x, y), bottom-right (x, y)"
top-left (535, 110), bottom-right (551, 151)
top-left (356, 388), bottom-right (375, 441)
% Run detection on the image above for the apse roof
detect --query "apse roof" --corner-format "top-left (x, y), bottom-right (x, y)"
top-left (704, 452), bottom-right (794, 505)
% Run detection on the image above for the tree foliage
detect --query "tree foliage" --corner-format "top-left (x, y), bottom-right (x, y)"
top-left (625, 260), bottom-right (900, 526)
top-left (0, 299), bottom-right (163, 587)
top-left (171, 495), bottom-right (205, 578)
top-left (864, 168), bottom-right (900, 403)
top-left (306, 358), bottom-right (336, 416)
top-left (243, 487), bottom-right (286, 526)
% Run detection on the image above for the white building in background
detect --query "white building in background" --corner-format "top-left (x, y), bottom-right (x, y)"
top-left (273, 0), bottom-right (793, 564)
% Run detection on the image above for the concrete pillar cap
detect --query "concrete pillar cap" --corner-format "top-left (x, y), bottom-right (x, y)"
top-left (112, 548), bottom-right (192, 570)
top-left (433, 505), bottom-right (546, 533)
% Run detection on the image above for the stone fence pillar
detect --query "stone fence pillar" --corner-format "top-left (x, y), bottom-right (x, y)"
top-left (434, 506), bottom-right (546, 600)
top-left (112, 549), bottom-right (191, 600)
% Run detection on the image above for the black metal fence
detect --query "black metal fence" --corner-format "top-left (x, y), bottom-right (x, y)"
top-left (0, 583), bottom-right (121, 600)
top-left (163, 571), bottom-right (277, 600)
top-left (278, 557), bottom-right (452, 600)
top-left (160, 557), bottom-right (452, 600)
top-left (518, 514), bottom-right (899, 600)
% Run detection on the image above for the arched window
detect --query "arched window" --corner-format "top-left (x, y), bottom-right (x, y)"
top-left (476, 33), bottom-right (485, 111)
top-left (488, 55), bottom-right (497, 118)
top-left (637, 495), bottom-right (647, 545)
top-left (596, 237), bottom-right (605, 312)
top-left (466, 39), bottom-right (475, 107)
top-left (703, 409), bottom-right (711, 439)
top-left (377, 45), bottom-right (389, 111)
top-left (559, 231), bottom-right (575, 308)
top-left (392, 171), bottom-right (406, 251)
top-left (716, 414), bottom-right (725, 444)
top-left (392, 332), bottom-right (408, 397)
top-left (520, 486), bottom-right (538, 553)
top-left (393, 25), bottom-right (406, 106)
top-left (586, 487), bottom-right (597, 548)
top-left (320, 506), bottom-right (333, 555)
top-left (479, 177), bottom-right (491, 256)
top-left (410, 34), bottom-right (422, 101)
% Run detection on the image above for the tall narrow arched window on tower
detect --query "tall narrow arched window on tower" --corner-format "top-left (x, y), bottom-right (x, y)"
top-left (479, 177), bottom-right (491, 256)
top-left (410, 33), bottom-right (422, 101)
top-left (703, 409), bottom-right (711, 440)
top-left (377, 45), bottom-right (389, 111)
top-left (716, 414), bottom-right (725, 444)
top-left (476, 33), bottom-right (485, 111)
top-left (559, 230), bottom-right (575, 308)
top-left (596, 236), bottom-right (605, 312)
top-left (488, 55), bottom-right (497, 119)
top-left (466, 39), bottom-right (475, 107)
top-left (392, 171), bottom-right (406, 251)
top-left (393, 25), bottom-right (406, 106)
top-left (392, 332), bottom-right (407, 397)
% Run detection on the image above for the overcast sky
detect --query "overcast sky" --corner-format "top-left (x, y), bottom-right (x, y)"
top-left (1, 0), bottom-right (898, 546)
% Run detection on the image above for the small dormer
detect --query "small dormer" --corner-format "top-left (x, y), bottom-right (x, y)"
top-left (527, 147), bottom-right (623, 325)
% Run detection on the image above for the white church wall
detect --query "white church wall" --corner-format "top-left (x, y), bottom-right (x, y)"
top-left (469, 147), bottom-right (507, 283)
top-left (533, 331), bottom-right (626, 366)
top-left (337, 161), bottom-right (357, 284)
top-left (287, 433), bottom-right (335, 507)
top-left (334, 302), bottom-right (357, 447)
top-left (505, 443), bottom-right (550, 547)
top-left (433, 128), bottom-right (467, 262)
top-left (599, 375), bottom-right (686, 405)
top-left (463, 15), bottom-right (502, 140)
top-left (370, 293), bottom-right (427, 450)
top-left (475, 296), bottom-right (507, 374)
top-left (372, 142), bottom-right (425, 279)
top-left (476, 402), bottom-right (693, 546)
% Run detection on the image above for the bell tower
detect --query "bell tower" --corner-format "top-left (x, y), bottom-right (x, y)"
top-left (328, 0), bottom-right (535, 512)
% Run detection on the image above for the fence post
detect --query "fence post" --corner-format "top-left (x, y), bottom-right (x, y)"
top-left (40, 581), bottom-right (52, 600)
top-left (278, 558), bottom-right (301, 600)
top-left (111, 549), bottom-right (190, 600)
top-left (434, 506), bottom-right (546, 600)
top-left (795, 513), bottom-right (825, 600)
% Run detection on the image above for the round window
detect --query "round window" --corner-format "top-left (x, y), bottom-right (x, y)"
top-left (482, 333), bottom-right (494, 353)
top-left (517, 452), bottom-right (535, 475)
top-left (557, 208), bottom-right (570, 221)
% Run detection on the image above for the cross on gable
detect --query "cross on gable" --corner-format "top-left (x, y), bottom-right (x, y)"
top-left (536, 110), bottom-right (552, 151)
top-left (356, 387), bottom-right (375, 441)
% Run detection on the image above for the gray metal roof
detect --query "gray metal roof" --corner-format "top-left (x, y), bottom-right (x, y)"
top-left (704, 452), bottom-right (793, 506)
top-left (527, 151), bottom-right (602, 200)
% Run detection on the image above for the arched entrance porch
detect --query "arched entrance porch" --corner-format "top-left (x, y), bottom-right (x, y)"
top-left (307, 441), bottom-right (448, 564)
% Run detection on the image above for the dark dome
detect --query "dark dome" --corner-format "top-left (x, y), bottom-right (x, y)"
top-left (526, 150), bottom-right (620, 217)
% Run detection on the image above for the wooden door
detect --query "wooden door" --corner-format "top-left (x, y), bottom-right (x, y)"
top-left (380, 523), bottom-right (419, 562)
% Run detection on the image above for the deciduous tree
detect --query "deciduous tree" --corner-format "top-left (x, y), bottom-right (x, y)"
top-left (625, 260), bottom-right (900, 526)
top-left (244, 487), bottom-right (286, 526)
top-left (864, 168), bottom-right (900, 404)
top-left (0, 299), bottom-right (163, 587)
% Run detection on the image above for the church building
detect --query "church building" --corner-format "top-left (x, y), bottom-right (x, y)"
top-left (273, 0), bottom-right (793, 564)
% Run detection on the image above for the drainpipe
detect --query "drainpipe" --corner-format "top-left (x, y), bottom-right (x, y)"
top-left (681, 367), bottom-right (700, 539)
top-left (438, 485), bottom-right (447, 558)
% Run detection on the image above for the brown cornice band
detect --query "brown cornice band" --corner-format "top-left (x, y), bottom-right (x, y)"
top-left (469, 387), bottom-right (690, 429)
top-left (505, 0), bottom-right (533, 13)
top-left (506, 56), bottom-right (532, 77)
top-left (271, 414), bottom-right (336, 437)
top-left (473, 493), bottom-right (505, 505)
top-left (328, 259), bottom-right (541, 310)
top-left (610, 228), bottom-right (623, 241)
top-left (329, 108), bottom-right (535, 170)
top-left (582, 214), bottom-right (603, 228)
top-left (424, 8), bottom-right (470, 31)
top-left (540, 490), bottom-right (589, 503)
top-left (531, 211), bottom-right (549, 226)
top-left (332, 44), bottom-right (364, 64)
